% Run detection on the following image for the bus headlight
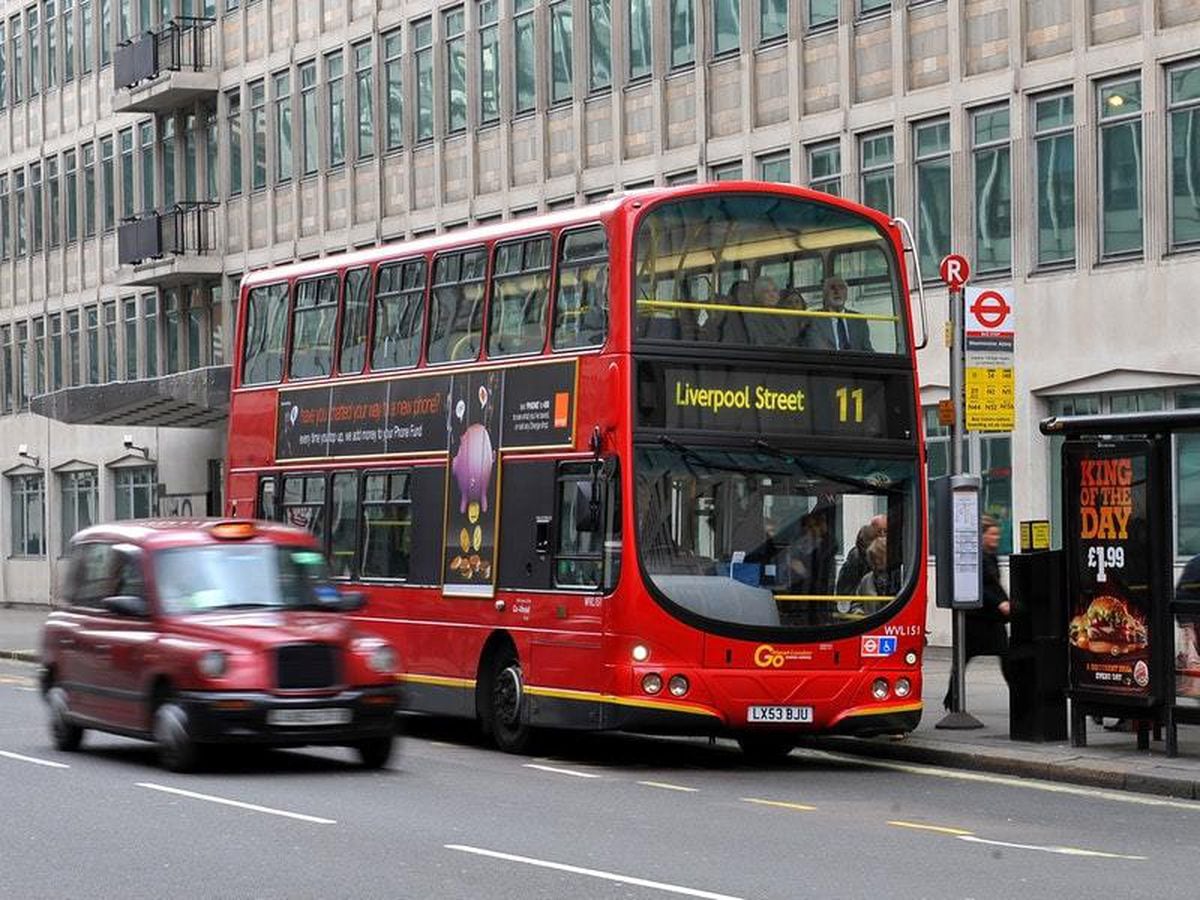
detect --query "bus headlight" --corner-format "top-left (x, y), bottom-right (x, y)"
top-left (894, 677), bottom-right (912, 698)
top-left (641, 673), bottom-right (663, 694)
top-left (871, 678), bottom-right (890, 700)
top-left (668, 675), bottom-right (689, 697)
top-left (198, 650), bottom-right (228, 678)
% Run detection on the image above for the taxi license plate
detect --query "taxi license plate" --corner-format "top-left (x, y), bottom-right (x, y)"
top-left (747, 706), bottom-right (813, 724)
top-left (267, 708), bottom-right (353, 727)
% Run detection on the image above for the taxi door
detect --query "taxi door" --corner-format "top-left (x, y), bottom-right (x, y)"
top-left (93, 546), bottom-right (157, 733)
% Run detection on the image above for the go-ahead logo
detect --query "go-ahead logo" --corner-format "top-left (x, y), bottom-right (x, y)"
top-left (753, 645), bottom-right (812, 668)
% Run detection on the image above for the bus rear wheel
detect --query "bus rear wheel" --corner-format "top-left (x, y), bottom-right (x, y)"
top-left (737, 733), bottom-right (796, 764)
top-left (489, 652), bottom-right (534, 754)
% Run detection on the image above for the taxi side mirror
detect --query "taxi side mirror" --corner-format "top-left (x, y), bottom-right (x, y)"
top-left (103, 595), bottom-right (149, 618)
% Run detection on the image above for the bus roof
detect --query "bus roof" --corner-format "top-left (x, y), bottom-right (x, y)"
top-left (239, 182), bottom-right (898, 290)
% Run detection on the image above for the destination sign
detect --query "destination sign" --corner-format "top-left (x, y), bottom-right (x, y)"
top-left (635, 362), bottom-right (913, 440)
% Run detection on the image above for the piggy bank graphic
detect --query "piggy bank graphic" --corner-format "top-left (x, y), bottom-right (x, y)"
top-left (452, 423), bottom-right (495, 513)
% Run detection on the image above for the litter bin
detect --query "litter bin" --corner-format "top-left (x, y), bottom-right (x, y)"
top-left (1007, 550), bottom-right (1068, 742)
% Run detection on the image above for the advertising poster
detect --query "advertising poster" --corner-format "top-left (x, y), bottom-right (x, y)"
top-left (441, 369), bottom-right (504, 597)
top-left (1064, 441), bottom-right (1154, 700)
top-left (1175, 615), bottom-right (1200, 706)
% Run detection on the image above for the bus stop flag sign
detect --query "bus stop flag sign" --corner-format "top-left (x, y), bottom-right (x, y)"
top-left (963, 286), bottom-right (1015, 432)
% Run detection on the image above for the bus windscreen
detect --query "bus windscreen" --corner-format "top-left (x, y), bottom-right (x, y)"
top-left (633, 193), bottom-right (904, 355)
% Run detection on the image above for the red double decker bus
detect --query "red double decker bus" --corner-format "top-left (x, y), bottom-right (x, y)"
top-left (225, 183), bottom-right (928, 759)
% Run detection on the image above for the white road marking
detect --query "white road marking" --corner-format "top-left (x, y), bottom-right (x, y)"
top-left (957, 835), bottom-right (1147, 860)
top-left (741, 797), bottom-right (816, 812)
top-left (136, 783), bottom-right (336, 825)
top-left (523, 763), bottom-right (601, 779)
top-left (0, 750), bottom-right (70, 769)
top-left (888, 820), bottom-right (972, 836)
top-left (445, 844), bottom-right (744, 900)
top-left (807, 748), bottom-right (1200, 811)
top-left (638, 780), bottom-right (699, 793)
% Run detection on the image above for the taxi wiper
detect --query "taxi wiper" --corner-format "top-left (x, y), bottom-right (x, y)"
top-left (214, 602), bottom-right (275, 610)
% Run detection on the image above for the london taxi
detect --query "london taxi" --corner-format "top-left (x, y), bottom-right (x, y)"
top-left (40, 519), bottom-right (400, 771)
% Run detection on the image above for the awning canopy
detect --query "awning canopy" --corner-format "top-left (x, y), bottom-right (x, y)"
top-left (31, 366), bottom-right (232, 428)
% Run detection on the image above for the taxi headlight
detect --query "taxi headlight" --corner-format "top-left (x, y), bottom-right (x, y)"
top-left (198, 650), bottom-right (228, 678)
top-left (354, 637), bottom-right (397, 673)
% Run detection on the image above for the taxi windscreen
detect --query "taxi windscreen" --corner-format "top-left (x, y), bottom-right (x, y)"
top-left (154, 544), bottom-right (339, 614)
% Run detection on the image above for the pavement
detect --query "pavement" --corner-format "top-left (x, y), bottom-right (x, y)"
top-left (6, 603), bottom-right (1200, 800)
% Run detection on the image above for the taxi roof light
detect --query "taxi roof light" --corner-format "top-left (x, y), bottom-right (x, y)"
top-left (211, 521), bottom-right (257, 540)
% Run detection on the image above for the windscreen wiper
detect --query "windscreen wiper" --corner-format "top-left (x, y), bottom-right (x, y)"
top-left (751, 439), bottom-right (902, 495)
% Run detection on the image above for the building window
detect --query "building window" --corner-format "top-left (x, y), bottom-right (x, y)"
top-left (0, 325), bottom-right (10, 414)
top-left (10, 474), bottom-right (45, 557)
top-left (114, 467), bottom-right (156, 520)
top-left (102, 301), bottom-right (116, 381)
top-left (1098, 76), bottom-right (1143, 259)
top-left (82, 143), bottom-right (98, 238)
top-left (0, 175), bottom-right (7, 258)
top-left (1169, 63), bottom-right (1200, 250)
top-left (49, 312), bottom-right (62, 390)
top-left (760, 0), bottom-right (786, 42)
top-left (414, 19), bottom-right (433, 141)
top-left (33, 317), bottom-right (45, 396)
top-left (300, 61), bottom-right (318, 173)
top-left (80, 0), bottom-right (91, 73)
top-left (589, 0), bottom-right (611, 92)
top-left (274, 70), bottom-right (292, 183)
top-left (144, 294), bottom-right (158, 377)
top-left (757, 150), bottom-right (790, 183)
top-left (63, 150), bottom-right (77, 241)
top-left (249, 79), bottom-right (266, 189)
top-left (224, 89), bottom-right (241, 197)
top-left (66, 310), bottom-right (80, 385)
top-left (119, 127), bottom-right (134, 219)
top-left (713, 0), bottom-right (740, 56)
top-left (162, 116), bottom-right (176, 208)
top-left (1033, 92), bottom-right (1075, 267)
top-left (187, 292), bottom-right (203, 368)
top-left (0, 22), bottom-right (6, 109)
top-left (205, 107), bottom-right (218, 201)
top-left (859, 130), bottom-right (894, 216)
top-left (138, 121), bottom-right (154, 212)
top-left (14, 322), bottom-right (27, 407)
top-left (12, 15), bottom-right (24, 104)
top-left (550, 1), bottom-right (573, 104)
top-left (628, 0), bottom-right (651, 80)
top-left (808, 141), bottom-right (841, 195)
top-left (478, 3), bottom-right (499, 124)
top-left (444, 10), bottom-right (466, 134)
top-left (15, 170), bottom-right (27, 256)
top-left (60, 470), bottom-right (97, 550)
top-left (45, 1), bottom-right (57, 88)
top-left (671, 0), bottom-right (694, 67)
top-left (123, 298), bottom-right (137, 379)
top-left (514, 0), bottom-right (535, 113)
top-left (30, 162), bottom-right (44, 252)
top-left (710, 160), bottom-right (742, 181)
top-left (328, 50), bottom-right (348, 169)
top-left (972, 104), bottom-right (1011, 275)
top-left (29, 5), bottom-right (40, 96)
top-left (162, 289), bottom-right (179, 374)
top-left (100, 135), bottom-right (114, 231)
top-left (63, 0), bottom-right (74, 82)
top-left (98, 0), bottom-right (110, 65)
top-left (914, 116), bottom-right (951, 281)
top-left (355, 41), bottom-right (374, 156)
top-left (860, 0), bottom-right (889, 13)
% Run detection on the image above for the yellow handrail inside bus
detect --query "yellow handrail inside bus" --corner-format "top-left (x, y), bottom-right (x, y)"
top-left (772, 594), bottom-right (895, 603)
top-left (635, 298), bottom-right (898, 323)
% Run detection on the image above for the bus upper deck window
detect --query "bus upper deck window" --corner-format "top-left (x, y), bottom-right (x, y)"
top-left (372, 259), bottom-right (426, 371)
top-left (428, 248), bottom-right (487, 364)
top-left (489, 236), bottom-right (551, 358)
top-left (241, 282), bottom-right (289, 386)
top-left (552, 226), bottom-right (609, 351)
top-left (289, 275), bottom-right (339, 379)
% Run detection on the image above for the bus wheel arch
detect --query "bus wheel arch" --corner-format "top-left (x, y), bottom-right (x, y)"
top-left (476, 632), bottom-right (535, 754)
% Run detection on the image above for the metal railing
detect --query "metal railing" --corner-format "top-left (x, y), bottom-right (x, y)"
top-left (114, 17), bottom-right (215, 90)
top-left (117, 202), bottom-right (218, 266)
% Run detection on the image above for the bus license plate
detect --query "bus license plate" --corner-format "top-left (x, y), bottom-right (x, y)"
top-left (267, 708), bottom-right (353, 727)
top-left (747, 706), bottom-right (813, 724)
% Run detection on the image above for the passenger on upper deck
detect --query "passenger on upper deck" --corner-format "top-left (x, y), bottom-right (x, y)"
top-left (802, 276), bottom-right (873, 352)
top-left (741, 276), bottom-right (808, 347)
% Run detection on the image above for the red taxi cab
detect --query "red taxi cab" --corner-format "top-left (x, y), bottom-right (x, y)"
top-left (40, 519), bottom-right (400, 771)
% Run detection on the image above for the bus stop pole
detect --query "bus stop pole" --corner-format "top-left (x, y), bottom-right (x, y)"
top-left (938, 277), bottom-right (984, 729)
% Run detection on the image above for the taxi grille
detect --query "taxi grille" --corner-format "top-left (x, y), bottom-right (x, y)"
top-left (275, 643), bottom-right (338, 690)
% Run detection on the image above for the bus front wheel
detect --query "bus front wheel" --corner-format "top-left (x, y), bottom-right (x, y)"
top-left (489, 652), bottom-right (534, 754)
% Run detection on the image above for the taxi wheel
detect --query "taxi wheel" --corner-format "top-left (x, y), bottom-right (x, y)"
top-left (736, 733), bottom-right (796, 764)
top-left (490, 654), bottom-right (534, 754)
top-left (154, 700), bottom-right (200, 773)
top-left (354, 735), bottom-right (395, 769)
top-left (47, 686), bottom-right (84, 752)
